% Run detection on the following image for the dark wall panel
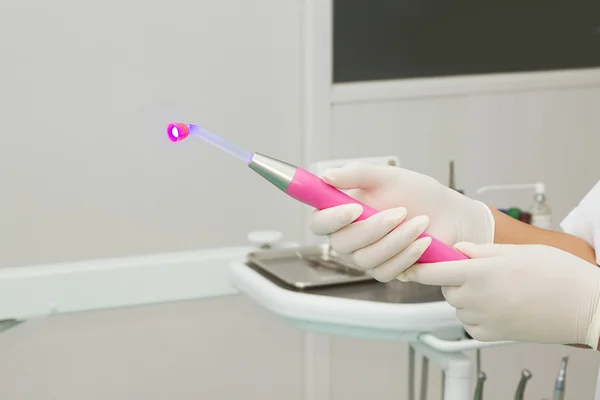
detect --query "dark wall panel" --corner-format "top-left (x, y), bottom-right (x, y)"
top-left (333, 0), bottom-right (600, 82)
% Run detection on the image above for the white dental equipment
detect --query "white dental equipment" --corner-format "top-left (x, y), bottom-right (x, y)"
top-left (0, 230), bottom-right (510, 400)
top-left (476, 182), bottom-right (552, 229)
top-left (0, 173), bottom-right (584, 400)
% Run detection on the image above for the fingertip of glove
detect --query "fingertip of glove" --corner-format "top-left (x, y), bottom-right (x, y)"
top-left (322, 174), bottom-right (335, 184)
top-left (383, 207), bottom-right (408, 227)
top-left (337, 203), bottom-right (363, 224)
top-left (408, 214), bottom-right (430, 234)
top-left (454, 241), bottom-right (483, 252)
top-left (397, 265), bottom-right (418, 282)
top-left (415, 235), bottom-right (433, 251)
top-left (322, 169), bottom-right (341, 184)
top-left (452, 241), bottom-right (472, 252)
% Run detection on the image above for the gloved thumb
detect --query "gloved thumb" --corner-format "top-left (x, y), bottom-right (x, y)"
top-left (453, 242), bottom-right (517, 258)
top-left (322, 162), bottom-right (385, 190)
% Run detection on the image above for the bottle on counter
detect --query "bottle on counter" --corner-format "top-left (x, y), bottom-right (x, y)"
top-left (529, 183), bottom-right (552, 229)
top-left (475, 182), bottom-right (552, 229)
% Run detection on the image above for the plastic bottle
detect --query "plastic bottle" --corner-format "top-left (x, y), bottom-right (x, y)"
top-left (475, 182), bottom-right (552, 229)
top-left (529, 183), bottom-right (552, 229)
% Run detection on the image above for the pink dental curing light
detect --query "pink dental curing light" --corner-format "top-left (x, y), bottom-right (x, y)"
top-left (166, 122), bottom-right (468, 263)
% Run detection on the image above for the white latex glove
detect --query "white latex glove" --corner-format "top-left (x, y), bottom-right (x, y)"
top-left (309, 162), bottom-right (494, 282)
top-left (400, 243), bottom-right (600, 348)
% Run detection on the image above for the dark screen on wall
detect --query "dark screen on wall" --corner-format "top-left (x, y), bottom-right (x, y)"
top-left (333, 0), bottom-right (600, 82)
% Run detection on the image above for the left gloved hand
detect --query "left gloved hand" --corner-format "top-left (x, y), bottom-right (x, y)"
top-left (399, 243), bottom-right (600, 348)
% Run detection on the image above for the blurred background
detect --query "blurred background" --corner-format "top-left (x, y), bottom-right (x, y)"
top-left (1, 0), bottom-right (600, 399)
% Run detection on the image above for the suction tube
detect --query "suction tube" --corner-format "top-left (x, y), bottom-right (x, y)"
top-left (248, 153), bottom-right (468, 263)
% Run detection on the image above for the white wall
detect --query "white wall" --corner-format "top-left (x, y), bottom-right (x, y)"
top-left (331, 85), bottom-right (600, 226)
top-left (0, 1), bottom-right (306, 399)
top-left (0, 0), bottom-right (305, 269)
top-left (1, 0), bottom-right (600, 399)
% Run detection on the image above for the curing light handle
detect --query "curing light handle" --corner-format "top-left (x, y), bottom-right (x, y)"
top-left (288, 168), bottom-right (468, 263)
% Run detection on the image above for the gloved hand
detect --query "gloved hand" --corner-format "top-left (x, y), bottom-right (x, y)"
top-left (399, 243), bottom-right (600, 348)
top-left (309, 162), bottom-right (494, 282)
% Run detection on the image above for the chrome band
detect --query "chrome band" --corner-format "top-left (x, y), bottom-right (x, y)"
top-left (248, 153), bottom-right (297, 192)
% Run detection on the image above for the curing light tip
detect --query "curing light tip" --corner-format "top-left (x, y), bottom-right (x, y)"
top-left (167, 122), bottom-right (190, 142)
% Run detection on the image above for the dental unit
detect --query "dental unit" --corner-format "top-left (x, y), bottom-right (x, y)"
top-left (0, 123), bottom-right (578, 400)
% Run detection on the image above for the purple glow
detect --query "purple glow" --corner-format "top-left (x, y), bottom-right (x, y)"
top-left (188, 124), bottom-right (253, 164)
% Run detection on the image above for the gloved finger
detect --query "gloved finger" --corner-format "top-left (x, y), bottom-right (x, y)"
top-left (397, 260), bottom-right (469, 286)
top-left (352, 215), bottom-right (430, 270)
top-left (453, 242), bottom-right (521, 258)
top-left (329, 207), bottom-right (407, 254)
top-left (321, 162), bottom-right (388, 190)
top-left (309, 204), bottom-right (364, 236)
top-left (368, 236), bottom-right (432, 282)
top-left (441, 286), bottom-right (467, 309)
top-left (463, 325), bottom-right (483, 341)
top-left (463, 325), bottom-right (497, 342)
top-left (455, 308), bottom-right (480, 326)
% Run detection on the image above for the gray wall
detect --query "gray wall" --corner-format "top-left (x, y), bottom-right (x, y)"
top-left (1, 1), bottom-right (600, 399)
top-left (0, 0), bottom-right (305, 268)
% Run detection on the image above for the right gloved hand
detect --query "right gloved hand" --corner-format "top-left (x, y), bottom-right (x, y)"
top-left (309, 162), bottom-right (495, 282)
top-left (399, 242), bottom-right (600, 347)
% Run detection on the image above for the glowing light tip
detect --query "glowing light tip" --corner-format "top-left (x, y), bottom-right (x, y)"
top-left (167, 122), bottom-right (190, 142)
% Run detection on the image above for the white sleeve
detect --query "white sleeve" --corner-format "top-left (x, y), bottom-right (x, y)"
top-left (560, 180), bottom-right (600, 265)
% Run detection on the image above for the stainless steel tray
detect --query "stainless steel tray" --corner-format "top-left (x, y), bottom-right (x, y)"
top-left (246, 244), bottom-right (373, 290)
top-left (246, 244), bottom-right (444, 304)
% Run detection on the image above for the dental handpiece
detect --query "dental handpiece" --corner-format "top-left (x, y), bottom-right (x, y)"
top-left (473, 371), bottom-right (486, 400)
top-left (167, 122), bottom-right (468, 263)
top-left (554, 356), bottom-right (568, 400)
top-left (514, 369), bottom-right (532, 400)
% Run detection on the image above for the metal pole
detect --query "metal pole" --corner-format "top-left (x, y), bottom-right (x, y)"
top-left (409, 345), bottom-right (415, 400)
top-left (441, 371), bottom-right (445, 399)
top-left (420, 356), bottom-right (429, 400)
top-left (411, 342), bottom-right (472, 400)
